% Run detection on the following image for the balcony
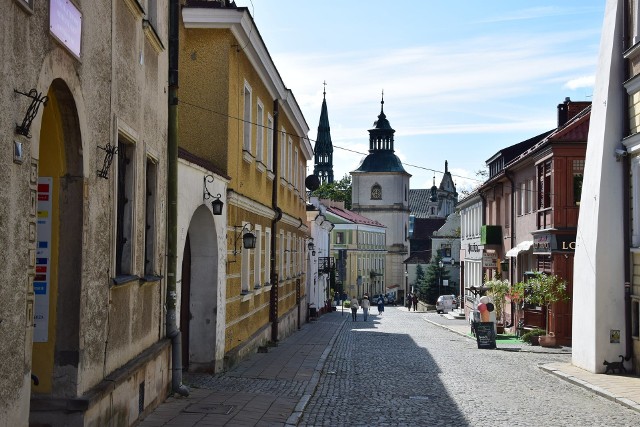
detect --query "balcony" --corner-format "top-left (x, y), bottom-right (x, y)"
top-left (318, 257), bottom-right (335, 274)
top-left (481, 225), bottom-right (502, 245)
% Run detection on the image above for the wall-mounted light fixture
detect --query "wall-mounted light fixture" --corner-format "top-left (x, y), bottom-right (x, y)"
top-left (307, 240), bottom-right (315, 256)
top-left (203, 174), bottom-right (224, 215)
top-left (14, 89), bottom-right (48, 138)
top-left (233, 223), bottom-right (256, 256)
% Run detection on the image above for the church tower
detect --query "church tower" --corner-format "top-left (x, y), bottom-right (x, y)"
top-left (313, 84), bottom-right (334, 184)
top-left (351, 93), bottom-right (411, 294)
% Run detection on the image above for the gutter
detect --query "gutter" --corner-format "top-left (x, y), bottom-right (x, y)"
top-left (166, 0), bottom-right (189, 396)
top-left (270, 99), bottom-right (282, 343)
top-left (505, 170), bottom-right (516, 329)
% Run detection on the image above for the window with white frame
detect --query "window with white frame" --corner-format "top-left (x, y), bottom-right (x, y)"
top-left (116, 137), bottom-right (135, 276)
top-left (241, 223), bottom-right (251, 293)
top-left (286, 233), bottom-right (291, 278)
top-left (519, 182), bottom-right (525, 216)
top-left (281, 127), bottom-right (286, 180)
top-left (279, 231), bottom-right (284, 280)
top-left (265, 228), bottom-right (272, 284)
top-left (243, 82), bottom-right (252, 153)
top-left (293, 148), bottom-right (298, 188)
top-left (254, 227), bottom-right (262, 288)
top-left (288, 137), bottom-right (293, 183)
top-left (267, 115), bottom-right (274, 171)
top-left (256, 100), bottom-right (264, 163)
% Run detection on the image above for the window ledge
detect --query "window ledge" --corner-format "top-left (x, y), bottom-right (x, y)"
top-left (141, 274), bottom-right (163, 284)
top-left (263, 284), bottom-right (272, 292)
top-left (112, 274), bottom-right (140, 287)
top-left (243, 150), bottom-right (254, 164)
top-left (241, 291), bottom-right (253, 302)
top-left (267, 171), bottom-right (275, 181)
top-left (256, 161), bottom-right (266, 173)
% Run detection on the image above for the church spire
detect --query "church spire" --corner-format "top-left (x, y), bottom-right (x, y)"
top-left (313, 81), bottom-right (334, 184)
top-left (368, 90), bottom-right (395, 152)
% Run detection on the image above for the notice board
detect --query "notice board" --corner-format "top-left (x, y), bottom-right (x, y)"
top-left (474, 322), bottom-right (496, 349)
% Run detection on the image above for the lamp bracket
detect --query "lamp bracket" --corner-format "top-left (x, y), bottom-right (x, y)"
top-left (14, 89), bottom-right (48, 138)
top-left (203, 174), bottom-right (221, 202)
top-left (97, 142), bottom-right (118, 179)
top-left (233, 223), bottom-right (254, 256)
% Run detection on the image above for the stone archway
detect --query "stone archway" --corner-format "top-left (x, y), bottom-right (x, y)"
top-left (31, 78), bottom-right (83, 398)
top-left (181, 205), bottom-right (218, 372)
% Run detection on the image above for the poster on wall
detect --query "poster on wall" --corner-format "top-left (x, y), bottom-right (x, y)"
top-left (34, 177), bottom-right (52, 342)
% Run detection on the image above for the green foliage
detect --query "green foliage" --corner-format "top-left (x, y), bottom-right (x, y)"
top-left (524, 272), bottom-right (569, 308)
top-left (343, 300), bottom-right (351, 308)
top-left (311, 174), bottom-right (352, 209)
top-left (520, 328), bottom-right (546, 344)
top-left (418, 254), bottom-right (450, 304)
top-left (485, 277), bottom-right (510, 322)
top-left (509, 281), bottom-right (527, 307)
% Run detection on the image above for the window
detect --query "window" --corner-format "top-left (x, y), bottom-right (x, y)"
top-left (243, 82), bottom-right (252, 152)
top-left (267, 115), bottom-right (274, 171)
top-left (279, 231), bottom-right (284, 280)
top-left (281, 127), bottom-right (286, 180)
top-left (538, 160), bottom-right (552, 209)
top-left (371, 184), bottom-right (382, 200)
top-left (573, 159), bottom-right (584, 206)
top-left (286, 233), bottom-right (291, 278)
top-left (440, 243), bottom-right (452, 258)
top-left (293, 148), bottom-right (298, 188)
top-left (288, 137), bottom-right (293, 183)
top-left (254, 227), bottom-right (262, 288)
top-left (265, 228), bottom-right (271, 285)
top-left (144, 157), bottom-right (157, 276)
top-left (146, 0), bottom-right (158, 30)
top-left (116, 139), bottom-right (135, 276)
top-left (519, 182), bottom-right (525, 216)
top-left (336, 231), bottom-right (345, 244)
top-left (256, 101), bottom-right (264, 163)
top-left (240, 222), bottom-right (251, 293)
top-left (527, 178), bottom-right (534, 213)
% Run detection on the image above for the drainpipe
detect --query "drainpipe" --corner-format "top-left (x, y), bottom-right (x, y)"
top-left (167, 0), bottom-right (189, 396)
top-left (505, 171), bottom-right (516, 328)
top-left (622, 0), bottom-right (633, 368)
top-left (270, 99), bottom-right (282, 343)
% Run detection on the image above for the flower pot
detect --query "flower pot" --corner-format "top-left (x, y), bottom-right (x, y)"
top-left (496, 323), bottom-right (505, 334)
top-left (539, 334), bottom-right (556, 348)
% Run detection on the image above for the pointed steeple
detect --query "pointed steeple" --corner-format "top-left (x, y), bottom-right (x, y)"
top-left (313, 82), bottom-right (334, 184)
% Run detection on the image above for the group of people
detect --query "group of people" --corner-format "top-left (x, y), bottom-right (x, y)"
top-left (349, 293), bottom-right (385, 321)
top-left (406, 293), bottom-right (419, 311)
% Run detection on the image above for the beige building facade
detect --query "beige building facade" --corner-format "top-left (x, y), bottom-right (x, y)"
top-left (2, 0), bottom-right (172, 425)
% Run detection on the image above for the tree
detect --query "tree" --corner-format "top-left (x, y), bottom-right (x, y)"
top-left (311, 174), bottom-right (352, 209)
top-left (523, 272), bottom-right (569, 332)
top-left (419, 254), bottom-right (449, 304)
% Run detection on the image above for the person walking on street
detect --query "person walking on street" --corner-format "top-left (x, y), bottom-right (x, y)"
top-left (407, 294), bottom-right (413, 311)
top-left (361, 295), bottom-right (370, 321)
top-left (377, 295), bottom-right (385, 315)
top-left (412, 294), bottom-right (418, 311)
top-left (350, 296), bottom-right (359, 321)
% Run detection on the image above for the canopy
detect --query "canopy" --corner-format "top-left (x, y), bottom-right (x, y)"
top-left (505, 240), bottom-right (533, 258)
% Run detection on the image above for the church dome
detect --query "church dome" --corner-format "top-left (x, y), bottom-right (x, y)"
top-left (354, 151), bottom-right (407, 173)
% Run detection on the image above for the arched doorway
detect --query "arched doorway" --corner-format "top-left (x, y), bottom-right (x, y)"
top-left (180, 205), bottom-right (218, 371)
top-left (31, 79), bottom-right (83, 397)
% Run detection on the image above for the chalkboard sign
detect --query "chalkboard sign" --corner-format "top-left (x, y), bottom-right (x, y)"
top-left (474, 322), bottom-right (496, 349)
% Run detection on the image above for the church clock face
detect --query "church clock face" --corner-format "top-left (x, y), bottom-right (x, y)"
top-left (371, 185), bottom-right (382, 200)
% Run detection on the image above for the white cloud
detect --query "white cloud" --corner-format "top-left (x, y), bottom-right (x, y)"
top-left (563, 75), bottom-right (596, 90)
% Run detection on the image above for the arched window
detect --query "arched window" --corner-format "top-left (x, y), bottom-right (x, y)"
top-left (371, 184), bottom-right (382, 200)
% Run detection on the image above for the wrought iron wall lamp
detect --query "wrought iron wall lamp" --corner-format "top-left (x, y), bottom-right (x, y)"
top-left (233, 223), bottom-right (256, 256)
top-left (203, 174), bottom-right (224, 215)
top-left (14, 89), bottom-right (48, 138)
top-left (97, 143), bottom-right (118, 179)
top-left (307, 240), bottom-right (315, 256)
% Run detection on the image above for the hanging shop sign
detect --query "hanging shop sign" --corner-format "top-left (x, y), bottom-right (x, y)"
top-left (533, 233), bottom-right (577, 254)
top-left (482, 251), bottom-right (497, 268)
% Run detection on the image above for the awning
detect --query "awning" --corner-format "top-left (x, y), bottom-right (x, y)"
top-left (505, 240), bottom-right (533, 258)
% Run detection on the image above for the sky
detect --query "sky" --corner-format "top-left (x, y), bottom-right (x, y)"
top-left (241, 1), bottom-right (606, 193)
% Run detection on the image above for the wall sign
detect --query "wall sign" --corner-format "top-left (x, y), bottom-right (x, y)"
top-left (34, 177), bottom-right (53, 342)
top-left (50, 0), bottom-right (82, 58)
top-left (482, 252), bottom-right (497, 268)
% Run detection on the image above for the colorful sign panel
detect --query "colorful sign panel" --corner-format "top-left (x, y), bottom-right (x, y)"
top-left (34, 177), bottom-right (52, 342)
top-left (50, 0), bottom-right (82, 58)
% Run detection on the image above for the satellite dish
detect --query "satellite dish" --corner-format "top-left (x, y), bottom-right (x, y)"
top-left (305, 174), bottom-right (320, 191)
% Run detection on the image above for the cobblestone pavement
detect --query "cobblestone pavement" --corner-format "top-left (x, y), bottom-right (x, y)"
top-left (300, 307), bottom-right (640, 427)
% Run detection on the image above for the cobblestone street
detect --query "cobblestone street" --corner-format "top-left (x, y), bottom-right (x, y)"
top-left (300, 307), bottom-right (640, 426)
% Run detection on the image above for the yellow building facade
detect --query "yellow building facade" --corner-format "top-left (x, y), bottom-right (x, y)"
top-left (179, 3), bottom-right (313, 368)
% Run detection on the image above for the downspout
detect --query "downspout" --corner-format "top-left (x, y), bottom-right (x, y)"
top-left (270, 99), bottom-right (282, 343)
top-left (505, 171), bottom-right (516, 328)
top-left (622, 0), bottom-right (633, 367)
top-left (167, 0), bottom-right (189, 396)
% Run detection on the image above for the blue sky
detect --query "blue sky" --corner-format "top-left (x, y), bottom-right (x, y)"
top-left (243, 1), bottom-right (605, 192)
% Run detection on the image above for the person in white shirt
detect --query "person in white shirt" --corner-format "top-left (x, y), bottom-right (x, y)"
top-left (350, 296), bottom-right (359, 321)
top-left (361, 295), bottom-right (371, 321)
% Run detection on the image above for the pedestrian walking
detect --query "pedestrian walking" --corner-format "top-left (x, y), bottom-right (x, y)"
top-left (350, 295), bottom-right (359, 321)
top-left (407, 294), bottom-right (413, 311)
top-left (361, 295), bottom-right (370, 321)
top-left (412, 294), bottom-right (418, 311)
top-left (377, 295), bottom-right (385, 315)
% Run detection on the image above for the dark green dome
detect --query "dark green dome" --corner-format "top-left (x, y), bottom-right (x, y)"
top-left (353, 151), bottom-right (407, 173)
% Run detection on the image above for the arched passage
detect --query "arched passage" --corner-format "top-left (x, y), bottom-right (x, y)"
top-left (31, 79), bottom-right (83, 397)
top-left (180, 205), bottom-right (218, 371)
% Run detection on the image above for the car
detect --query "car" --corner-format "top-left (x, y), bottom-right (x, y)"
top-left (386, 294), bottom-right (396, 305)
top-left (436, 294), bottom-right (457, 313)
top-left (371, 294), bottom-right (388, 304)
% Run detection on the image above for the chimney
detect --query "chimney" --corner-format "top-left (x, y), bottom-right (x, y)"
top-left (557, 97), bottom-right (592, 127)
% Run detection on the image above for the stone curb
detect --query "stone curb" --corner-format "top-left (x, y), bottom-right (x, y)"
top-left (539, 364), bottom-right (640, 414)
top-left (285, 315), bottom-right (348, 426)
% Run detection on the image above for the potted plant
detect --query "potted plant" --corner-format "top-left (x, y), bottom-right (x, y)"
top-left (485, 277), bottom-right (510, 333)
top-left (523, 272), bottom-right (568, 347)
top-left (520, 328), bottom-right (545, 346)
